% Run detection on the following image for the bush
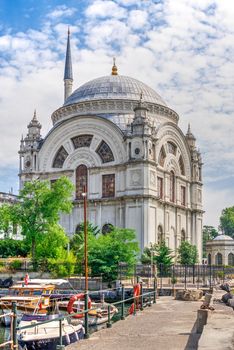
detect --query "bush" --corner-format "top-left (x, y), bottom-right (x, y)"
top-left (48, 252), bottom-right (76, 277)
top-left (9, 259), bottom-right (22, 271)
top-left (0, 239), bottom-right (28, 258)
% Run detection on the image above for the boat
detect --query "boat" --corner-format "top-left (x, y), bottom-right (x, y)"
top-left (0, 283), bottom-right (55, 326)
top-left (17, 313), bottom-right (84, 350)
top-left (58, 294), bottom-right (118, 326)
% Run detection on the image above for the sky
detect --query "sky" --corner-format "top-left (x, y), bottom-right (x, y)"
top-left (0, 0), bottom-right (233, 230)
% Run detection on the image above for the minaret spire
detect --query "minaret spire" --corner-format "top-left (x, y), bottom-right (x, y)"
top-left (64, 27), bottom-right (73, 102)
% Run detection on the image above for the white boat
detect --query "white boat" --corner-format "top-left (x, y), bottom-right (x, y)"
top-left (17, 313), bottom-right (84, 350)
top-left (0, 283), bottom-right (55, 326)
top-left (58, 294), bottom-right (118, 326)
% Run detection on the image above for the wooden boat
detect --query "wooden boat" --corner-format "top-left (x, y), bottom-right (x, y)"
top-left (17, 313), bottom-right (84, 350)
top-left (58, 294), bottom-right (118, 326)
top-left (0, 283), bottom-right (55, 326)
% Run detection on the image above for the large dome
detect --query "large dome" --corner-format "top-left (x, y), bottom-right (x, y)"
top-left (64, 75), bottom-right (167, 107)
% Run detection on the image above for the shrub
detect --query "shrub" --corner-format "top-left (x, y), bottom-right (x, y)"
top-left (9, 259), bottom-right (22, 271)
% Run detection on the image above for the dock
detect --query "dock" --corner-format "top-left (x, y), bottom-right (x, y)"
top-left (67, 296), bottom-right (200, 350)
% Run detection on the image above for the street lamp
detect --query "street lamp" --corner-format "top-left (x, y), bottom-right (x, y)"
top-left (82, 186), bottom-right (88, 292)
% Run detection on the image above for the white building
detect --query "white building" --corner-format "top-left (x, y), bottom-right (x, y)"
top-left (19, 31), bottom-right (203, 259)
top-left (206, 235), bottom-right (234, 265)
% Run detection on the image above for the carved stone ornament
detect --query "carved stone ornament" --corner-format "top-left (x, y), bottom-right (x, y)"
top-left (130, 169), bottom-right (142, 186)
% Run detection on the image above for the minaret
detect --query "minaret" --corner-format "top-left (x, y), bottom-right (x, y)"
top-left (64, 27), bottom-right (73, 102)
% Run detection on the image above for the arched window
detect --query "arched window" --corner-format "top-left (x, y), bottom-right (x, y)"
top-left (170, 171), bottom-right (175, 202)
top-left (76, 165), bottom-right (88, 199)
top-left (96, 141), bottom-right (114, 163)
top-left (228, 253), bottom-right (234, 266)
top-left (179, 155), bottom-right (185, 176)
top-left (158, 225), bottom-right (164, 245)
top-left (52, 146), bottom-right (68, 168)
top-left (181, 229), bottom-right (186, 241)
top-left (102, 223), bottom-right (114, 235)
top-left (207, 253), bottom-right (211, 265)
top-left (215, 253), bottom-right (223, 266)
top-left (72, 135), bottom-right (93, 149)
top-left (167, 142), bottom-right (177, 155)
top-left (158, 146), bottom-right (166, 167)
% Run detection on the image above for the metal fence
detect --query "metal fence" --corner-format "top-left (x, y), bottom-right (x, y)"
top-left (118, 263), bottom-right (234, 288)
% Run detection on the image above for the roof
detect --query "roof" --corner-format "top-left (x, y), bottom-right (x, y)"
top-left (64, 75), bottom-right (166, 107)
top-left (213, 234), bottom-right (233, 241)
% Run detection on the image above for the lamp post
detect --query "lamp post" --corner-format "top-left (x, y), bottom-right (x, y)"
top-left (82, 186), bottom-right (88, 292)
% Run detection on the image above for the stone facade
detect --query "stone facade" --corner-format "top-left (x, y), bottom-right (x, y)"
top-left (206, 235), bottom-right (234, 265)
top-left (18, 34), bottom-right (203, 260)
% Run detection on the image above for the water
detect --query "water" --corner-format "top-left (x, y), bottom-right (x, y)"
top-left (0, 326), bottom-right (10, 349)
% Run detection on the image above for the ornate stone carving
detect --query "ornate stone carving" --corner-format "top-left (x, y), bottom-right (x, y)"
top-left (51, 100), bottom-right (179, 126)
top-left (130, 169), bottom-right (142, 186)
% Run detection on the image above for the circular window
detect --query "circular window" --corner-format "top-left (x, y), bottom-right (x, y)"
top-left (25, 160), bottom-right (31, 168)
top-left (135, 148), bottom-right (140, 155)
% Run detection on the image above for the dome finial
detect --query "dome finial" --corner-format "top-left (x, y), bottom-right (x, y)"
top-left (111, 57), bottom-right (118, 75)
top-left (33, 109), bottom-right (37, 121)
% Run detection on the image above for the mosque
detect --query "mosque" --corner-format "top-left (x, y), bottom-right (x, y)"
top-left (18, 31), bottom-right (203, 259)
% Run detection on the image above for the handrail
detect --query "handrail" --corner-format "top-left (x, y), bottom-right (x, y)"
top-left (1, 278), bottom-right (157, 349)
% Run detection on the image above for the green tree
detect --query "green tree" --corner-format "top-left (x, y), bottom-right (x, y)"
top-left (71, 226), bottom-right (139, 282)
top-left (11, 177), bottom-right (74, 269)
top-left (178, 241), bottom-right (198, 265)
top-left (141, 241), bottom-right (174, 273)
top-left (219, 206), bottom-right (234, 238)
top-left (36, 224), bottom-right (69, 272)
top-left (202, 225), bottom-right (218, 257)
top-left (0, 204), bottom-right (16, 238)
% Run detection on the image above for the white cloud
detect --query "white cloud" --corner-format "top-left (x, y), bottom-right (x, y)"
top-left (128, 10), bottom-right (148, 30)
top-left (85, 0), bottom-right (126, 19)
top-left (46, 5), bottom-right (76, 19)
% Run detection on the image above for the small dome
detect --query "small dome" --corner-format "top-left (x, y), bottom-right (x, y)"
top-left (213, 234), bottom-right (233, 241)
top-left (64, 75), bottom-right (167, 107)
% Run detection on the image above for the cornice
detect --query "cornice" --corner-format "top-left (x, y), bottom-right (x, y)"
top-left (51, 99), bottom-right (179, 125)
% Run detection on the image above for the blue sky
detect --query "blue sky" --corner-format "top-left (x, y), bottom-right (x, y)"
top-left (0, 0), bottom-right (233, 229)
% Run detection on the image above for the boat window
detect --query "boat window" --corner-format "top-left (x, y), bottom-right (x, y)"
top-left (33, 291), bottom-right (42, 295)
top-left (23, 290), bottom-right (30, 295)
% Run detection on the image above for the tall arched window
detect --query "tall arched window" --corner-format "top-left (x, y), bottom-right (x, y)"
top-left (215, 253), bottom-right (223, 266)
top-left (158, 225), bottom-right (164, 245)
top-left (76, 165), bottom-right (88, 199)
top-left (181, 229), bottom-right (186, 241)
top-left (228, 253), bottom-right (234, 266)
top-left (170, 171), bottom-right (175, 202)
top-left (207, 253), bottom-right (211, 265)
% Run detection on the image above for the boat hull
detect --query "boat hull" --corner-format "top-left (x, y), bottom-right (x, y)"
top-left (18, 326), bottom-right (84, 350)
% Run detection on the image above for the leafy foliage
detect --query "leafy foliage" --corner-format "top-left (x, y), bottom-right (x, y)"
top-left (11, 177), bottom-right (74, 268)
top-left (178, 241), bottom-right (198, 265)
top-left (71, 226), bottom-right (139, 282)
top-left (48, 252), bottom-right (76, 277)
top-left (219, 206), bottom-right (234, 238)
top-left (202, 225), bottom-right (218, 257)
top-left (141, 241), bottom-right (174, 272)
top-left (0, 239), bottom-right (28, 258)
top-left (36, 224), bottom-right (69, 273)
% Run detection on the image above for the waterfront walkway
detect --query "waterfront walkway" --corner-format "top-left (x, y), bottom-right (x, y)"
top-left (67, 297), bottom-right (200, 350)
